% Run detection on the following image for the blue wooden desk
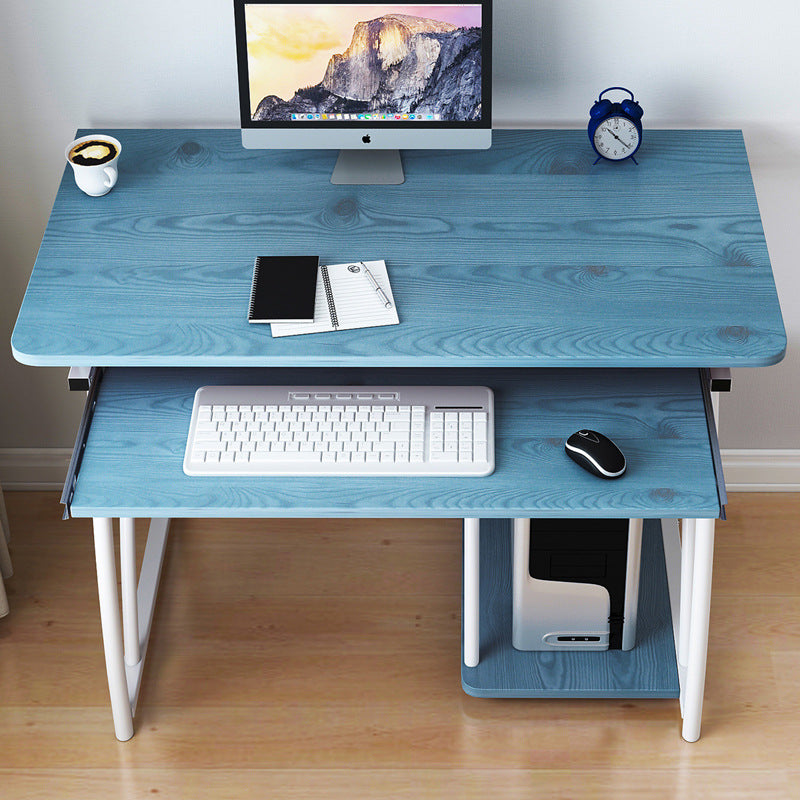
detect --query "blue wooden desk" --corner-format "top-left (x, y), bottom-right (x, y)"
top-left (11, 130), bottom-right (785, 744)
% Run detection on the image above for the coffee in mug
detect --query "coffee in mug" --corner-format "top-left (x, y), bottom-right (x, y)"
top-left (68, 139), bottom-right (119, 166)
top-left (65, 134), bottom-right (121, 197)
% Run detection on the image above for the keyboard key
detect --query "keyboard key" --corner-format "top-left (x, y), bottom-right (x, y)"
top-left (251, 450), bottom-right (322, 463)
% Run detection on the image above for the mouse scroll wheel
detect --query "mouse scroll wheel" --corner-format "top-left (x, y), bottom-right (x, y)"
top-left (579, 431), bottom-right (600, 443)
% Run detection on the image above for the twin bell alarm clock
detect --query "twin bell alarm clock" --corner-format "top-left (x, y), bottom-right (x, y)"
top-left (588, 87), bottom-right (643, 164)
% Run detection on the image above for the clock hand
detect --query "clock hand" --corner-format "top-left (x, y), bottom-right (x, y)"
top-left (609, 130), bottom-right (636, 150)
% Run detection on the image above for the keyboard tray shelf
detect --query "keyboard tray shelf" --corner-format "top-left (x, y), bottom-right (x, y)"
top-left (65, 366), bottom-right (722, 520)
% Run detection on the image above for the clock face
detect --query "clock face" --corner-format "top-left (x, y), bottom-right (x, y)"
top-left (593, 117), bottom-right (640, 160)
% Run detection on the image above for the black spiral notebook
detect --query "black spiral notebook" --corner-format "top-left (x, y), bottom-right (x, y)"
top-left (248, 255), bottom-right (319, 323)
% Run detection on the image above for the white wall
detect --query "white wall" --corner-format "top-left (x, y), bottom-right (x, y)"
top-left (1, 0), bottom-right (798, 451)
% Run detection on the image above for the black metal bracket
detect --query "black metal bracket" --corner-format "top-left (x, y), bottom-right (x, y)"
top-left (700, 368), bottom-right (727, 521)
top-left (61, 367), bottom-right (104, 519)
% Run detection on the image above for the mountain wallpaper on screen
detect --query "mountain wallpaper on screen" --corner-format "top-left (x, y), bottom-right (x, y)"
top-left (252, 14), bottom-right (482, 121)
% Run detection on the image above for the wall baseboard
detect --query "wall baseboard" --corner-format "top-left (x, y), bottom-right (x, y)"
top-left (720, 449), bottom-right (800, 491)
top-left (0, 448), bottom-right (72, 491)
top-left (1, 448), bottom-right (800, 493)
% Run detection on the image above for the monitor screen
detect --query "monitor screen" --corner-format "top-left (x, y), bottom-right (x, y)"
top-left (235, 2), bottom-right (491, 132)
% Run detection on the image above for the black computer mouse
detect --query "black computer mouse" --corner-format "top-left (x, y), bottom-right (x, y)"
top-left (565, 430), bottom-right (626, 479)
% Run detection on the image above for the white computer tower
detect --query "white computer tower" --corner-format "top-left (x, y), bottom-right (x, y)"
top-left (512, 518), bottom-right (643, 652)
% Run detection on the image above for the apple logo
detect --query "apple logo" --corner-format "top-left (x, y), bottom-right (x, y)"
top-left (362, 135), bottom-right (371, 144)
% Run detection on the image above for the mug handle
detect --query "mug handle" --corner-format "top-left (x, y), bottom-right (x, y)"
top-left (103, 165), bottom-right (118, 189)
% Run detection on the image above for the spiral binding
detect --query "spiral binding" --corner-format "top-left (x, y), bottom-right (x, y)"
top-left (248, 257), bottom-right (263, 320)
top-left (320, 265), bottom-right (339, 329)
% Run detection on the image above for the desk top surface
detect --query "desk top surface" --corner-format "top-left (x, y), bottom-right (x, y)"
top-left (12, 129), bottom-right (785, 368)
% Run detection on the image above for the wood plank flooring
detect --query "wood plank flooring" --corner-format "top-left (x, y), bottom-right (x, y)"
top-left (1, 492), bottom-right (798, 799)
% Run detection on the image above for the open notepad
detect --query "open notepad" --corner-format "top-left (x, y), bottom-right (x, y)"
top-left (271, 260), bottom-right (399, 337)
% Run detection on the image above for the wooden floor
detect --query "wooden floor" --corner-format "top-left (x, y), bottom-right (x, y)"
top-left (1, 492), bottom-right (798, 799)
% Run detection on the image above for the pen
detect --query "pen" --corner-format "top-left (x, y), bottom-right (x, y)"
top-left (360, 262), bottom-right (393, 308)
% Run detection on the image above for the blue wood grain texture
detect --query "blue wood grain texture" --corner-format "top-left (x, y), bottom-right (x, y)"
top-left (69, 367), bottom-right (721, 518)
top-left (12, 129), bottom-right (785, 368)
top-left (461, 518), bottom-right (679, 698)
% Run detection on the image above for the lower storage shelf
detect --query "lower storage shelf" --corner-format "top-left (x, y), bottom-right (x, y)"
top-left (462, 518), bottom-right (680, 698)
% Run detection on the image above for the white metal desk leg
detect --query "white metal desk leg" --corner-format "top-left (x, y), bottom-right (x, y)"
top-left (681, 517), bottom-right (715, 743)
top-left (678, 518), bottom-right (695, 667)
top-left (93, 517), bottom-right (134, 742)
top-left (463, 518), bottom-right (480, 667)
top-left (120, 518), bottom-right (141, 667)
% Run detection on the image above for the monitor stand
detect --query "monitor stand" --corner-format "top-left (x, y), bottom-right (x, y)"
top-left (331, 149), bottom-right (405, 185)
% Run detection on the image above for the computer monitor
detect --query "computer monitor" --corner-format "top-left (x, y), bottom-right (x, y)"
top-left (233, 1), bottom-right (492, 184)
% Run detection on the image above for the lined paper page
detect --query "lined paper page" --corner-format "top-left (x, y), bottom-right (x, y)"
top-left (271, 260), bottom-right (398, 337)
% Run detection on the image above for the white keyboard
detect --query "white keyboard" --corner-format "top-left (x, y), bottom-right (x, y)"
top-left (183, 385), bottom-right (494, 477)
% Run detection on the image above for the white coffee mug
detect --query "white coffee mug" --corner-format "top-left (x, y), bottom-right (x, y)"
top-left (65, 134), bottom-right (121, 196)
